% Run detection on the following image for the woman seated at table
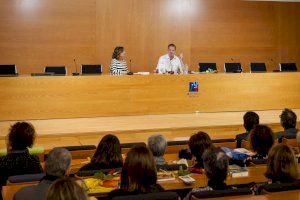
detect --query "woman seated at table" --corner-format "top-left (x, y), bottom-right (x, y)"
top-left (147, 134), bottom-right (167, 165)
top-left (110, 46), bottom-right (129, 75)
top-left (250, 125), bottom-right (275, 161)
top-left (79, 134), bottom-right (123, 171)
top-left (109, 146), bottom-right (164, 198)
top-left (265, 143), bottom-right (299, 183)
top-left (0, 122), bottom-right (43, 189)
top-left (188, 131), bottom-right (213, 169)
top-left (184, 147), bottom-right (232, 199)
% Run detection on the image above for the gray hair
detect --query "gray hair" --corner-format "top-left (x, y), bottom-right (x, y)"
top-left (147, 134), bottom-right (167, 157)
top-left (45, 147), bottom-right (72, 177)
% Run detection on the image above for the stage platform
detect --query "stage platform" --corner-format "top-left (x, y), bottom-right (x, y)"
top-left (1, 109), bottom-right (299, 150)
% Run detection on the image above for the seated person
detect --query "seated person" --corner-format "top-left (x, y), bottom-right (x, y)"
top-left (250, 125), bottom-right (275, 160)
top-left (110, 46), bottom-right (129, 75)
top-left (79, 134), bottom-right (123, 171)
top-left (0, 122), bottom-right (43, 190)
top-left (188, 131), bottom-right (213, 168)
top-left (276, 108), bottom-right (298, 140)
top-left (156, 44), bottom-right (186, 74)
top-left (109, 146), bottom-right (164, 198)
top-left (236, 111), bottom-right (259, 148)
top-left (184, 147), bottom-right (231, 199)
top-left (265, 144), bottom-right (298, 183)
top-left (46, 177), bottom-right (88, 200)
top-left (14, 147), bottom-right (72, 200)
top-left (147, 134), bottom-right (167, 165)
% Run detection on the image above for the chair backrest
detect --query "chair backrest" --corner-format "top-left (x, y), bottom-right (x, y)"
top-left (257, 180), bottom-right (300, 194)
top-left (112, 191), bottom-right (179, 200)
top-left (0, 64), bottom-right (18, 76)
top-left (156, 164), bottom-right (187, 171)
top-left (44, 66), bottom-right (67, 75)
top-left (213, 139), bottom-right (236, 149)
top-left (7, 173), bottom-right (45, 184)
top-left (250, 63), bottom-right (267, 73)
top-left (224, 63), bottom-right (243, 73)
top-left (279, 63), bottom-right (297, 72)
top-left (121, 142), bottom-right (146, 153)
top-left (44, 145), bottom-right (96, 160)
top-left (81, 64), bottom-right (102, 75)
top-left (191, 187), bottom-right (252, 199)
top-left (199, 63), bottom-right (217, 72)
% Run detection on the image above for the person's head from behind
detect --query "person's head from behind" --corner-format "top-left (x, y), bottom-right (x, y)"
top-left (147, 134), bottom-right (167, 158)
top-left (280, 108), bottom-right (297, 130)
top-left (7, 122), bottom-right (36, 151)
top-left (203, 148), bottom-right (229, 185)
top-left (46, 177), bottom-right (87, 200)
top-left (112, 46), bottom-right (125, 60)
top-left (250, 125), bottom-right (274, 156)
top-left (46, 147), bottom-right (72, 178)
top-left (243, 111), bottom-right (259, 132)
top-left (92, 134), bottom-right (123, 166)
top-left (265, 144), bottom-right (298, 183)
top-left (189, 131), bottom-right (212, 162)
top-left (120, 145), bottom-right (157, 192)
top-left (167, 44), bottom-right (176, 59)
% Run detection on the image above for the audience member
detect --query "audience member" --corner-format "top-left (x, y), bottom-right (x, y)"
top-left (236, 111), bottom-right (259, 148)
top-left (79, 134), bottom-right (123, 171)
top-left (188, 132), bottom-right (213, 168)
top-left (148, 134), bottom-right (167, 165)
top-left (109, 146), bottom-right (163, 198)
top-left (14, 147), bottom-right (72, 200)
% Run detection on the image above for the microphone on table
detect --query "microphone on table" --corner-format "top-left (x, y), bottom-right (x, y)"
top-left (72, 58), bottom-right (80, 76)
top-left (127, 59), bottom-right (133, 75)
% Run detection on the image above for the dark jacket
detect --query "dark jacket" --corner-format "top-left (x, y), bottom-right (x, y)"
top-left (276, 128), bottom-right (298, 139)
top-left (235, 132), bottom-right (249, 148)
top-left (0, 149), bottom-right (43, 186)
top-left (13, 175), bottom-right (59, 200)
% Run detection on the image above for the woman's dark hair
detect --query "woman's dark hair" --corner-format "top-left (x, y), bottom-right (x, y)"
top-left (243, 111), bottom-right (259, 132)
top-left (120, 146), bottom-right (157, 192)
top-left (91, 134), bottom-right (123, 167)
top-left (280, 108), bottom-right (297, 130)
top-left (112, 46), bottom-right (124, 60)
top-left (202, 147), bottom-right (229, 184)
top-left (46, 177), bottom-right (88, 200)
top-left (8, 122), bottom-right (36, 150)
top-left (265, 144), bottom-right (298, 183)
top-left (188, 131), bottom-right (213, 162)
top-left (250, 125), bottom-right (274, 156)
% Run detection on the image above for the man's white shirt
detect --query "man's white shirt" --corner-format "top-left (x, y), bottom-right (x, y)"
top-left (156, 54), bottom-right (185, 74)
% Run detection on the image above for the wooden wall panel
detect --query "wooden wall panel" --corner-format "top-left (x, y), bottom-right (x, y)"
top-left (0, 0), bottom-right (299, 73)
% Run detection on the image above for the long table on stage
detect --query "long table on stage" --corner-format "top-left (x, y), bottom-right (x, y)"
top-left (0, 73), bottom-right (300, 149)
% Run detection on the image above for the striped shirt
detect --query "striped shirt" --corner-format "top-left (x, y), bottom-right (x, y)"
top-left (110, 59), bottom-right (128, 75)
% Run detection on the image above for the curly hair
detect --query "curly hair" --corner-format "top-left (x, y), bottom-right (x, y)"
top-left (8, 122), bottom-right (36, 150)
top-left (280, 108), bottom-right (297, 130)
top-left (112, 46), bottom-right (124, 60)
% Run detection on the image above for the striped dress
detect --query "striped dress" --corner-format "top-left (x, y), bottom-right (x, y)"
top-left (110, 58), bottom-right (128, 75)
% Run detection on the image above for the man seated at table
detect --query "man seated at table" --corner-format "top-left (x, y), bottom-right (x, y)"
top-left (156, 44), bottom-right (186, 74)
top-left (14, 147), bottom-right (72, 200)
top-left (276, 108), bottom-right (298, 140)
